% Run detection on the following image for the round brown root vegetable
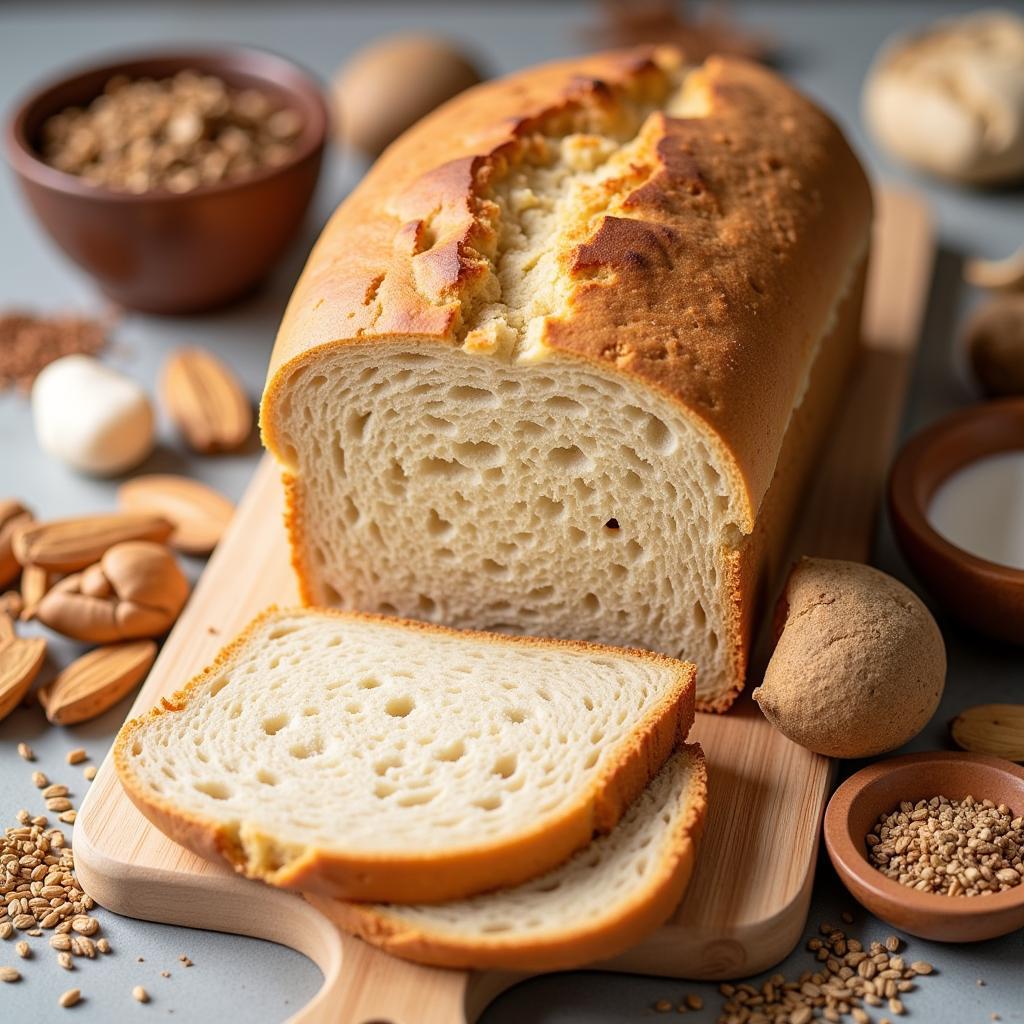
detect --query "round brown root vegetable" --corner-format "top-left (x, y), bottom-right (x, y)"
top-left (332, 35), bottom-right (483, 159)
top-left (752, 557), bottom-right (945, 758)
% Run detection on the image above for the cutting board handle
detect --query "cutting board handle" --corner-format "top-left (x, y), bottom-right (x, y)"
top-left (298, 895), bottom-right (520, 1024)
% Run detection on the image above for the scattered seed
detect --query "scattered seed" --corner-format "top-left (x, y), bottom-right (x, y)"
top-left (160, 970), bottom-right (170, 978)
top-left (59, 987), bottom-right (81, 1007)
top-left (60, 811), bottom-right (78, 825)
top-left (17, 742), bottom-right (34, 761)
top-left (42, 784), bottom-right (69, 799)
top-left (133, 985), bottom-right (150, 1003)
top-left (96, 938), bottom-right (110, 954)
top-left (911, 961), bottom-right (933, 975)
top-left (70, 916), bottom-right (98, 936)
top-left (0, 966), bottom-right (21, 982)
top-left (0, 923), bottom-right (12, 940)
top-left (179, 954), bottom-right (192, 966)
top-left (66, 749), bottom-right (87, 765)
top-left (51, 934), bottom-right (71, 951)
top-left (15, 940), bottom-right (30, 959)
top-left (32, 771), bottom-right (49, 788)
top-left (46, 798), bottom-right (73, 813)
top-left (58, 951), bottom-right (74, 970)
top-left (83, 766), bottom-right (97, 782)
top-left (655, 999), bottom-right (673, 1013)
top-left (684, 994), bottom-right (702, 1010)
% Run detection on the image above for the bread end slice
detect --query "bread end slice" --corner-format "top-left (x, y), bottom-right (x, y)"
top-left (115, 607), bottom-right (696, 903)
top-left (322, 744), bottom-right (707, 970)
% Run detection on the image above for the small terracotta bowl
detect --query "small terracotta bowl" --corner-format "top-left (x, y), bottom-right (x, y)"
top-left (888, 398), bottom-right (1024, 643)
top-left (5, 48), bottom-right (328, 313)
top-left (824, 752), bottom-right (1024, 942)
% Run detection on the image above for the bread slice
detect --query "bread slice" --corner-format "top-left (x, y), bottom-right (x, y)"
top-left (261, 49), bottom-right (872, 713)
top-left (115, 608), bottom-right (695, 903)
top-left (324, 744), bottom-right (707, 971)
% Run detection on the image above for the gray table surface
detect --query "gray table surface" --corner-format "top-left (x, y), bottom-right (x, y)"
top-left (1, 2), bottom-right (1022, 1021)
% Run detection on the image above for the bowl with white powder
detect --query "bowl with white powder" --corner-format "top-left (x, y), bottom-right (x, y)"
top-left (889, 398), bottom-right (1024, 643)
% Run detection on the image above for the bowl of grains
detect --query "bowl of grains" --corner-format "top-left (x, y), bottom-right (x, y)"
top-left (4, 48), bottom-right (328, 313)
top-left (824, 751), bottom-right (1024, 942)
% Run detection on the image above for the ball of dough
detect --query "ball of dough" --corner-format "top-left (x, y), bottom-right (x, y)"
top-left (965, 294), bottom-right (1024, 398)
top-left (32, 355), bottom-right (154, 476)
top-left (752, 558), bottom-right (946, 759)
top-left (332, 34), bottom-right (483, 158)
top-left (863, 10), bottom-right (1024, 185)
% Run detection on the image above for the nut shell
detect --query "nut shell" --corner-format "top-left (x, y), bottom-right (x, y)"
top-left (35, 541), bottom-right (188, 643)
top-left (753, 557), bottom-right (946, 758)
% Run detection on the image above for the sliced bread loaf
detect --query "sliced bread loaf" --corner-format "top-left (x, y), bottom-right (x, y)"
top-left (261, 49), bottom-right (872, 712)
top-left (115, 608), bottom-right (695, 903)
top-left (323, 744), bottom-right (707, 970)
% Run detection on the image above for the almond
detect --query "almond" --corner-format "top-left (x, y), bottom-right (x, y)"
top-left (12, 513), bottom-right (173, 572)
top-left (0, 500), bottom-right (33, 588)
top-left (41, 640), bottom-right (157, 725)
top-left (118, 475), bottom-right (234, 555)
top-left (160, 347), bottom-right (252, 454)
top-left (19, 565), bottom-right (55, 621)
top-left (0, 622), bottom-right (47, 722)
top-left (951, 704), bottom-right (1024, 763)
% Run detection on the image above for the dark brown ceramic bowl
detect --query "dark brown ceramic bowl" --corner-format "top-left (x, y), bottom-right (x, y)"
top-left (824, 752), bottom-right (1024, 942)
top-left (888, 399), bottom-right (1024, 643)
top-left (5, 48), bottom-right (328, 313)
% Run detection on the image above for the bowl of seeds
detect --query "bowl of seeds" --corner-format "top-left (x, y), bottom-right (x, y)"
top-left (824, 751), bottom-right (1024, 942)
top-left (5, 48), bottom-right (328, 313)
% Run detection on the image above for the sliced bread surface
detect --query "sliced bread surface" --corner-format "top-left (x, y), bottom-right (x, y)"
top-left (115, 607), bottom-right (695, 903)
top-left (324, 744), bottom-right (707, 970)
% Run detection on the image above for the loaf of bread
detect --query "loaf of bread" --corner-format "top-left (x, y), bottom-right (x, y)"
top-left (326, 745), bottom-right (706, 970)
top-left (115, 608), bottom-right (696, 903)
top-left (261, 47), bottom-right (872, 710)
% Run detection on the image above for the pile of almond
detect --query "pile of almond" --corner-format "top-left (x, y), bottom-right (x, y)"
top-left (0, 478), bottom-right (232, 727)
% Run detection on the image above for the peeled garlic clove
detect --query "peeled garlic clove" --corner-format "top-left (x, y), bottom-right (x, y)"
top-left (32, 355), bottom-right (154, 476)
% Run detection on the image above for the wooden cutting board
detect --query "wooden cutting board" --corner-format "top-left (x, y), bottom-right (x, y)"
top-left (75, 189), bottom-right (932, 1024)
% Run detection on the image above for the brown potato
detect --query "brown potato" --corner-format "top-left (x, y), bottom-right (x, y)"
top-left (332, 35), bottom-right (483, 159)
top-left (753, 557), bottom-right (945, 758)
